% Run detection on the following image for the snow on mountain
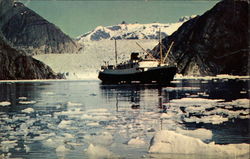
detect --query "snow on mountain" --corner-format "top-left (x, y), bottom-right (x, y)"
top-left (34, 40), bottom-right (158, 80)
top-left (78, 16), bottom-right (196, 42)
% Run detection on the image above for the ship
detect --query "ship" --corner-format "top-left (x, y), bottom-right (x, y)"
top-left (98, 30), bottom-right (177, 84)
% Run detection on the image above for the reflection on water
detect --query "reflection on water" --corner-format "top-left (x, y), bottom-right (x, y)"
top-left (0, 79), bottom-right (249, 159)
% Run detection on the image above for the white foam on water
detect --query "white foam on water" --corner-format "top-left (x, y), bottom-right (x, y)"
top-left (149, 130), bottom-right (249, 157)
top-left (0, 101), bottom-right (11, 106)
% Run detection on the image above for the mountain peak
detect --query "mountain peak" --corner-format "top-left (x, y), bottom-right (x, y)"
top-left (77, 18), bottom-right (196, 43)
top-left (0, 0), bottom-right (78, 55)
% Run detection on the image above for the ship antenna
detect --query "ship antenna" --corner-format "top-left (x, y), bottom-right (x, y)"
top-left (159, 28), bottom-right (163, 65)
top-left (163, 41), bottom-right (174, 64)
top-left (115, 39), bottom-right (118, 66)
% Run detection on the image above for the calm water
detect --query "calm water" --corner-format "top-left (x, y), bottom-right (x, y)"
top-left (0, 78), bottom-right (249, 159)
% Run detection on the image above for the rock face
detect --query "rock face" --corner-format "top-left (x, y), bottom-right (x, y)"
top-left (0, 33), bottom-right (62, 80)
top-left (0, 0), bottom-right (78, 55)
top-left (153, 0), bottom-right (249, 76)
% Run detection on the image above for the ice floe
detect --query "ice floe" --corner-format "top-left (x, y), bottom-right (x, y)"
top-left (149, 130), bottom-right (249, 157)
top-left (164, 87), bottom-right (200, 92)
top-left (19, 100), bottom-right (36, 104)
top-left (58, 120), bottom-right (72, 129)
top-left (183, 115), bottom-right (228, 124)
top-left (21, 107), bottom-right (34, 113)
top-left (127, 137), bottom-right (145, 145)
top-left (84, 132), bottom-right (113, 146)
top-left (85, 144), bottom-right (116, 159)
top-left (175, 128), bottom-right (212, 141)
top-left (66, 101), bottom-right (82, 106)
top-left (0, 101), bottom-right (11, 106)
top-left (0, 140), bottom-right (18, 152)
top-left (18, 97), bottom-right (27, 100)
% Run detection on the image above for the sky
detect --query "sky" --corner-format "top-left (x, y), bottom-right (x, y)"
top-left (19, 0), bottom-right (219, 38)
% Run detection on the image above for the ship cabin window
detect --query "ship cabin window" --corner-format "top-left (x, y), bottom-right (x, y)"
top-left (101, 66), bottom-right (106, 70)
top-left (107, 65), bottom-right (114, 69)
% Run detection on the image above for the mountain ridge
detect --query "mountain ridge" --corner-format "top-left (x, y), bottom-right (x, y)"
top-left (0, 32), bottom-right (62, 80)
top-left (0, 0), bottom-right (78, 55)
top-left (153, 0), bottom-right (249, 76)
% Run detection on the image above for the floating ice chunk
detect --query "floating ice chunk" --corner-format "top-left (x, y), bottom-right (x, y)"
top-left (0, 101), bottom-right (11, 106)
top-left (85, 144), bottom-right (115, 159)
top-left (1, 140), bottom-right (18, 152)
top-left (87, 108), bottom-right (108, 113)
top-left (149, 130), bottom-right (249, 157)
top-left (86, 122), bottom-right (100, 126)
top-left (84, 132), bottom-right (113, 146)
top-left (164, 87), bottom-right (200, 92)
top-left (58, 120), bottom-right (72, 129)
top-left (56, 145), bottom-right (70, 152)
top-left (55, 108), bottom-right (83, 116)
top-left (18, 97), bottom-right (27, 100)
top-left (204, 108), bottom-right (248, 119)
top-left (160, 113), bottom-right (173, 119)
top-left (230, 99), bottom-right (250, 109)
top-left (21, 108), bottom-right (34, 113)
top-left (63, 133), bottom-right (74, 139)
top-left (176, 128), bottom-right (212, 140)
top-left (170, 80), bottom-right (182, 84)
top-left (185, 106), bottom-right (206, 114)
top-left (24, 144), bottom-right (30, 153)
top-left (183, 115), bottom-right (228, 124)
top-left (127, 137), bottom-right (145, 145)
top-left (43, 92), bottom-right (54, 95)
top-left (19, 100), bottom-right (36, 104)
top-left (240, 90), bottom-right (247, 94)
top-left (171, 98), bottom-right (224, 105)
top-left (66, 101), bottom-right (82, 106)
top-left (169, 98), bottom-right (224, 109)
top-left (43, 137), bottom-right (64, 148)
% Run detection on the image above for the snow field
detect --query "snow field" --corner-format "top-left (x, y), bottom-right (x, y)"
top-left (34, 39), bottom-right (158, 80)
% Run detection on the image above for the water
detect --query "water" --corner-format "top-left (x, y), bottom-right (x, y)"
top-left (0, 78), bottom-right (249, 159)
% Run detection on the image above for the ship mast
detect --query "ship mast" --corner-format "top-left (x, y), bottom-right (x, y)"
top-left (159, 28), bottom-right (163, 65)
top-left (115, 39), bottom-right (118, 66)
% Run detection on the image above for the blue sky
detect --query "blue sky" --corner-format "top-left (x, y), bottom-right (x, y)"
top-left (20, 0), bottom-right (219, 38)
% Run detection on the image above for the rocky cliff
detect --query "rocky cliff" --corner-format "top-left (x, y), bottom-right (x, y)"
top-left (0, 33), bottom-right (62, 80)
top-left (0, 0), bottom-right (78, 55)
top-left (153, 0), bottom-right (249, 76)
